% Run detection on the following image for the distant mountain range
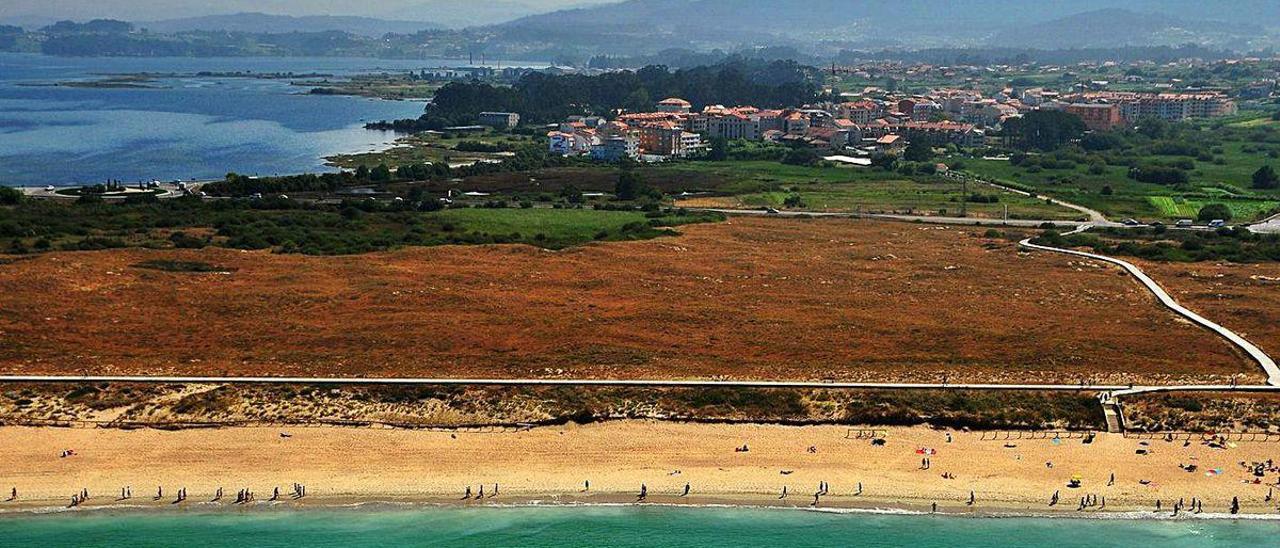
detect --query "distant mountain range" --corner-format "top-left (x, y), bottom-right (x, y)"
top-left (139, 13), bottom-right (439, 37)
top-left (385, 0), bottom-right (615, 28)
top-left (990, 9), bottom-right (1267, 50)
top-left (496, 0), bottom-right (1280, 52)
top-left (3, 0), bottom-right (1278, 60)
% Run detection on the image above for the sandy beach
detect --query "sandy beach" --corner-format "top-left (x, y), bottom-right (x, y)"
top-left (1, 421), bottom-right (1278, 516)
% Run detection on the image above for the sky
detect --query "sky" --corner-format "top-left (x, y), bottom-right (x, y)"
top-left (1, 0), bottom-right (614, 26)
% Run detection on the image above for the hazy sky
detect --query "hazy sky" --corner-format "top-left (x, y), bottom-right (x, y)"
top-left (3, 0), bottom-right (611, 23)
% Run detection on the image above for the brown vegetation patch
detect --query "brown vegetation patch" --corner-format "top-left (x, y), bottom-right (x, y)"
top-left (1140, 260), bottom-right (1280, 363)
top-left (0, 218), bottom-right (1254, 383)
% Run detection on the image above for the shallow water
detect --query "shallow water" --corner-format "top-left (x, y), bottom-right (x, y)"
top-left (1, 506), bottom-right (1278, 547)
top-left (0, 53), bottom-right (472, 186)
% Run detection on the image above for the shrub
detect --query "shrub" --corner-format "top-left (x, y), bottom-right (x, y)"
top-left (1197, 203), bottom-right (1232, 222)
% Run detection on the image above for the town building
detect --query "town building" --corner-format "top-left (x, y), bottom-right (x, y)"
top-left (591, 134), bottom-right (640, 162)
top-left (478, 112), bottom-right (520, 129)
top-left (1064, 103), bottom-right (1124, 131)
top-left (656, 97), bottom-right (693, 114)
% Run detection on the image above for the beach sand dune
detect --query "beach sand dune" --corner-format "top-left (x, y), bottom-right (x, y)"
top-left (1, 421), bottom-right (1276, 515)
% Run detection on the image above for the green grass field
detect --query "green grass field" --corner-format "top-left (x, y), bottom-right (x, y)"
top-left (731, 179), bottom-right (1080, 220)
top-left (652, 161), bottom-right (1081, 220)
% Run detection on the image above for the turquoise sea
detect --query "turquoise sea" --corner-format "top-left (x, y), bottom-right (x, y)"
top-left (1, 506), bottom-right (1278, 547)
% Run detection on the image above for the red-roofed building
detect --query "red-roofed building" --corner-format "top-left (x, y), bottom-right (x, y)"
top-left (656, 97), bottom-right (692, 114)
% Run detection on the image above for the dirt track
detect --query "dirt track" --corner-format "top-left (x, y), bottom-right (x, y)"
top-left (0, 218), bottom-right (1255, 383)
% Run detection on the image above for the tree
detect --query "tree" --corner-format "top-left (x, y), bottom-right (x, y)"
top-left (1002, 110), bottom-right (1087, 151)
top-left (370, 164), bottom-right (393, 183)
top-left (1133, 116), bottom-right (1170, 140)
top-left (781, 147), bottom-right (819, 166)
top-left (903, 139), bottom-right (933, 162)
top-left (708, 137), bottom-right (729, 161)
top-left (354, 165), bottom-right (371, 180)
top-left (0, 186), bottom-right (22, 205)
top-left (1197, 203), bottom-right (1233, 222)
top-left (1253, 165), bottom-right (1279, 190)
top-left (615, 171), bottom-right (658, 201)
top-left (560, 184), bottom-right (584, 204)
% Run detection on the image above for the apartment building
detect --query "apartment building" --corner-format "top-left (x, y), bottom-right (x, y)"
top-left (1064, 103), bottom-right (1124, 131)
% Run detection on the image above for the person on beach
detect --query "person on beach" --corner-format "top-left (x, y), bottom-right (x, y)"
top-left (492, 484), bottom-right (498, 498)
top-left (156, 486), bottom-right (162, 501)
top-left (856, 482), bottom-right (863, 496)
top-left (272, 487), bottom-right (279, 501)
top-left (638, 484), bottom-right (647, 502)
top-left (1108, 472), bottom-right (1114, 487)
top-left (584, 480), bottom-right (590, 492)
top-left (1232, 496), bottom-right (1240, 515)
top-left (1050, 490), bottom-right (1059, 506)
top-left (1155, 499), bottom-right (1162, 512)
top-left (967, 491), bottom-right (975, 506)
top-left (8, 487), bottom-right (15, 501)
top-left (477, 484), bottom-right (485, 499)
top-left (811, 492), bottom-right (820, 507)
top-left (932, 502), bottom-right (938, 513)
top-left (682, 483), bottom-right (690, 497)
top-left (779, 486), bottom-right (788, 500)
top-left (464, 486), bottom-right (472, 499)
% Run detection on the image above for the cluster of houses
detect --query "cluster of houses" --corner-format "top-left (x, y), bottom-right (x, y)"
top-left (542, 85), bottom-right (1239, 162)
top-left (545, 95), bottom-right (984, 161)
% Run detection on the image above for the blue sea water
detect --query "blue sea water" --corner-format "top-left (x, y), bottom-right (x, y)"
top-left (0, 506), bottom-right (1278, 547)
top-left (0, 53), bottom-right (481, 186)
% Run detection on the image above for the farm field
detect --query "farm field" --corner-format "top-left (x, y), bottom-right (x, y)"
top-left (957, 118), bottom-right (1280, 224)
top-left (0, 217), bottom-right (1255, 385)
top-left (1146, 195), bottom-right (1280, 221)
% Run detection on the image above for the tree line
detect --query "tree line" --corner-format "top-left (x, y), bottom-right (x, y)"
top-left (368, 59), bottom-right (823, 131)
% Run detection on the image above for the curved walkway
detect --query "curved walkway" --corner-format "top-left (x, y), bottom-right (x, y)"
top-left (1019, 226), bottom-right (1280, 386)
